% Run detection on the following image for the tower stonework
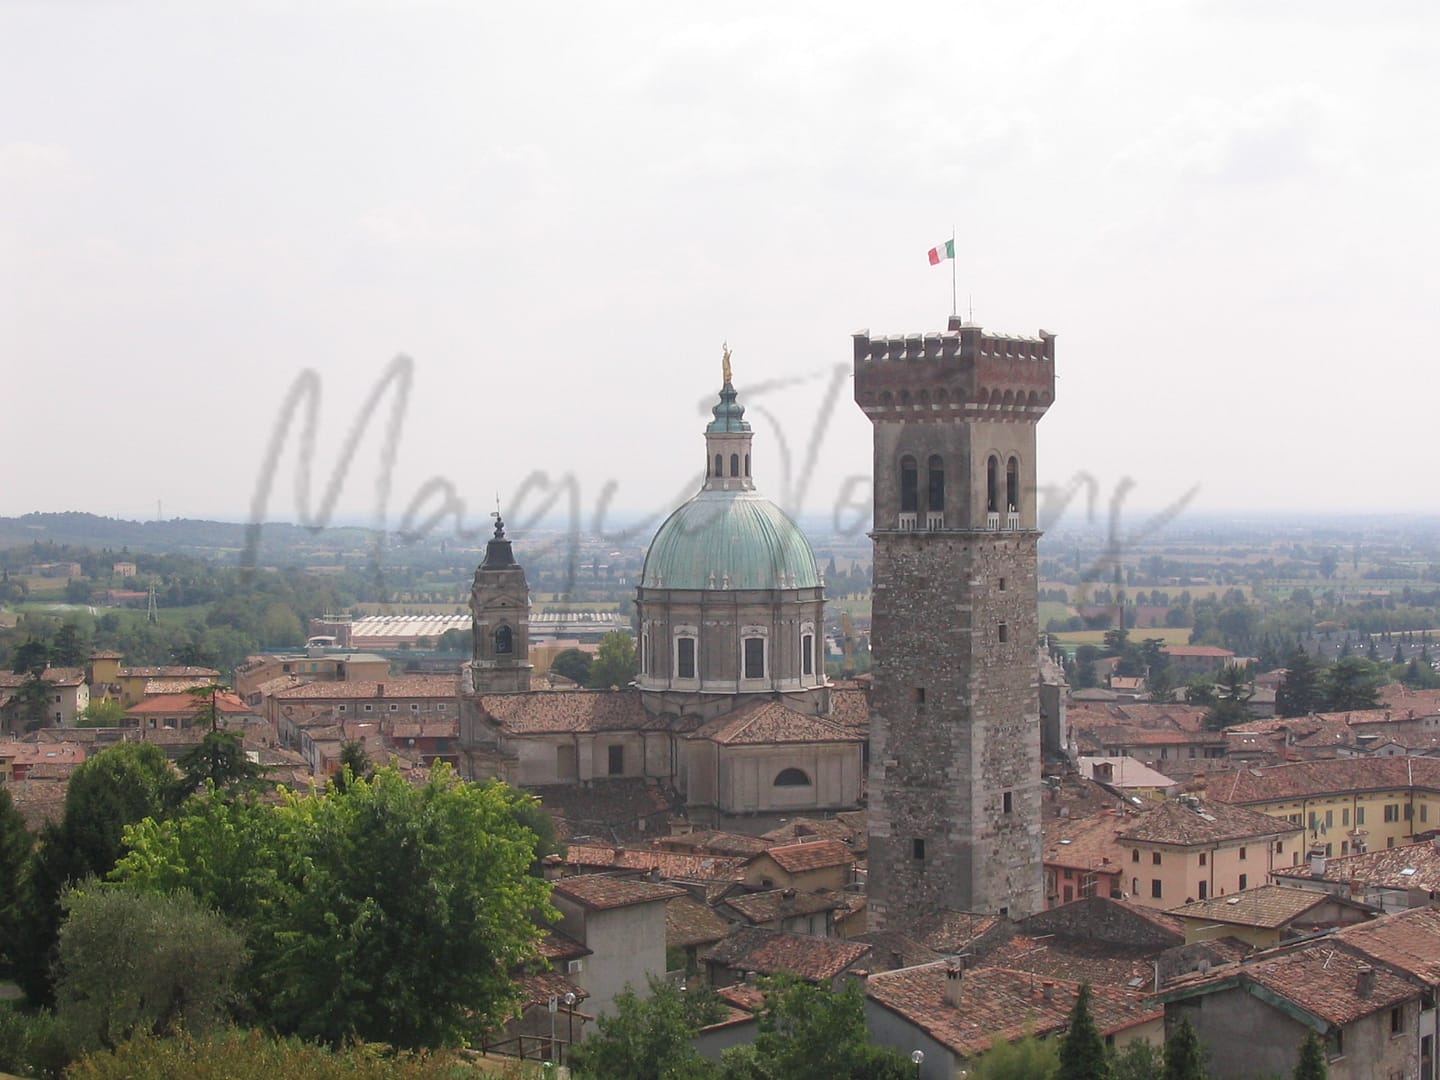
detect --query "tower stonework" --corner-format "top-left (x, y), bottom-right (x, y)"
top-left (855, 315), bottom-right (1055, 928)
top-left (468, 516), bottom-right (533, 694)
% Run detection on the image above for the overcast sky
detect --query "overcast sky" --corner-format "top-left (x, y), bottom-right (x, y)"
top-left (3, 1), bottom-right (1436, 540)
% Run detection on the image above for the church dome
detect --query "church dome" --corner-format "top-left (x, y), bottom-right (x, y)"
top-left (642, 488), bottom-right (820, 591)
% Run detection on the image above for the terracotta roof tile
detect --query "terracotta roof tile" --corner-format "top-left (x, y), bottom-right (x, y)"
top-left (1219, 757), bottom-right (1440, 803)
top-left (721, 889), bottom-right (841, 925)
top-left (551, 874), bottom-right (684, 911)
top-left (1273, 839), bottom-right (1440, 892)
top-left (866, 964), bottom-right (1161, 1058)
top-left (1229, 941), bottom-right (1414, 1025)
top-left (479, 689), bottom-right (663, 734)
top-left (667, 895), bottom-right (732, 949)
top-left (702, 926), bottom-right (871, 983)
top-left (909, 911), bottom-right (1006, 955)
top-left (1118, 797), bottom-right (1299, 847)
top-left (272, 676), bottom-right (459, 701)
top-left (1335, 907), bottom-right (1440, 983)
top-left (563, 844), bottom-right (744, 881)
top-left (1168, 885), bottom-right (1358, 930)
top-left (654, 830), bottom-right (773, 857)
top-left (761, 839), bottom-right (854, 874)
top-left (689, 699), bottom-right (862, 746)
top-left (536, 930), bottom-right (592, 962)
top-left (118, 666), bottom-right (220, 678)
top-left (1044, 810), bottom-right (1137, 873)
top-left (127, 692), bottom-right (252, 715)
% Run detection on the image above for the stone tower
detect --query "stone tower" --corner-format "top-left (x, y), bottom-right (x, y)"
top-left (853, 315), bottom-right (1055, 927)
top-left (469, 515), bottom-right (532, 694)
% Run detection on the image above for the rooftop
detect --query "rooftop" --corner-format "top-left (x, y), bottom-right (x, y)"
top-left (271, 676), bottom-right (459, 701)
top-left (1168, 885), bottom-right (1363, 930)
top-left (1118, 797), bottom-right (1299, 847)
top-left (478, 689), bottom-right (663, 735)
top-left (702, 926), bottom-right (871, 983)
top-left (550, 874), bottom-right (684, 911)
top-left (1274, 839), bottom-right (1440, 892)
top-left (689, 700), bottom-right (861, 746)
top-left (758, 839), bottom-right (854, 874)
top-left (721, 888), bottom-right (842, 925)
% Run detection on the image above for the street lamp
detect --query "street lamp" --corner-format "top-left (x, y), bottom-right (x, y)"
top-left (911, 1048), bottom-right (925, 1077)
top-left (563, 991), bottom-right (577, 1063)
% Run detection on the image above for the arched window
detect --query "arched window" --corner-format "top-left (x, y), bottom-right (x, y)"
top-left (745, 453), bottom-right (751, 477)
top-left (1006, 456), bottom-right (1020, 513)
top-left (927, 454), bottom-right (945, 513)
top-left (899, 455), bottom-right (918, 513)
top-left (640, 631), bottom-right (650, 675)
top-left (802, 633), bottom-right (814, 677)
top-left (730, 453), bottom-right (740, 477)
top-left (743, 636), bottom-right (766, 679)
top-left (774, 768), bottom-right (812, 787)
top-left (714, 453), bottom-right (723, 478)
top-left (493, 625), bottom-right (513, 655)
top-left (986, 455), bottom-right (1000, 513)
top-left (676, 636), bottom-right (697, 680)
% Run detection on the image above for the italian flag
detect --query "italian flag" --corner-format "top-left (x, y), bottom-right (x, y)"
top-left (927, 239), bottom-right (954, 265)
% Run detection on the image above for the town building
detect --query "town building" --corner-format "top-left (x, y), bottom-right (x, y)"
top-left (855, 316), bottom-right (1054, 927)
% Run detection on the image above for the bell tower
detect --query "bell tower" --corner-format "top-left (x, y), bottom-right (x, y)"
top-left (469, 515), bottom-right (532, 694)
top-left (854, 315), bottom-right (1055, 927)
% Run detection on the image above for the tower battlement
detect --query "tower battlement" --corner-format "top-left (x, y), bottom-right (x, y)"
top-left (853, 318), bottom-right (1055, 421)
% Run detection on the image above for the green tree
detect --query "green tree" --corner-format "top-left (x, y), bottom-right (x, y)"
top-left (551, 647), bottom-right (594, 685)
top-left (1147, 666), bottom-right (1178, 704)
top-left (172, 731), bottom-right (266, 804)
top-left (569, 977), bottom-right (720, 1080)
top-left (1058, 983), bottom-right (1111, 1080)
top-left (0, 787), bottom-right (32, 969)
top-left (1293, 1030), bottom-right (1327, 1080)
top-left (1112, 1039), bottom-right (1163, 1080)
top-left (77, 698), bottom-right (128, 726)
top-left (1322, 657), bottom-right (1384, 712)
top-left (329, 740), bottom-right (373, 794)
top-left (55, 885), bottom-right (247, 1053)
top-left (1276, 648), bottom-right (1325, 718)
top-left (588, 631), bottom-right (637, 689)
top-left (51, 623), bottom-right (89, 667)
top-left (114, 767), bottom-right (552, 1049)
top-left (970, 1032), bottom-right (1059, 1080)
top-left (14, 673), bottom-right (55, 732)
top-left (13, 743), bottom-right (175, 1007)
top-left (1162, 1017), bottom-right (1206, 1080)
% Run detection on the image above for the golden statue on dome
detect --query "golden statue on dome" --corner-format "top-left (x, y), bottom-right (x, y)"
top-left (722, 342), bottom-right (733, 386)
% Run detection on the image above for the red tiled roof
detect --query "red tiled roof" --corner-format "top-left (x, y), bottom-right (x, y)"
top-left (1335, 907), bottom-right (1440, 983)
top-left (550, 874), bottom-right (684, 911)
top-left (127, 692), bottom-right (252, 715)
top-left (478, 689), bottom-right (663, 735)
top-left (702, 926), bottom-right (871, 983)
top-left (272, 676), bottom-right (459, 701)
top-left (563, 844), bottom-right (744, 881)
top-left (1218, 756), bottom-right (1440, 804)
top-left (1167, 885), bottom-right (1358, 930)
top-left (118, 666), bottom-right (220, 678)
top-left (761, 839), bottom-right (854, 874)
top-left (689, 699), bottom-right (862, 746)
top-left (866, 964), bottom-right (1161, 1058)
top-left (1162, 646), bottom-right (1236, 659)
top-left (1119, 798), bottom-right (1299, 847)
top-left (1043, 810), bottom-right (1136, 873)
top-left (667, 895), bottom-right (732, 949)
top-left (721, 889), bottom-right (842, 925)
top-left (1273, 840), bottom-right (1440, 892)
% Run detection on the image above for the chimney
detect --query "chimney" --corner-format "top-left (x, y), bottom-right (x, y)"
top-left (943, 959), bottom-right (964, 1007)
top-left (1357, 964), bottom-right (1376, 997)
top-left (1309, 847), bottom-right (1327, 878)
top-left (375, 682), bottom-right (385, 698)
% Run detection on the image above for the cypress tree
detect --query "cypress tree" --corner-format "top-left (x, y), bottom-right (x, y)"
top-left (1293, 1030), bottom-right (1327, 1080)
top-left (1162, 1017), bottom-right (1206, 1080)
top-left (1058, 983), bottom-right (1111, 1080)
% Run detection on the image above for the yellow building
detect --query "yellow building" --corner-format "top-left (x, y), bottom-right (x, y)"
top-left (1167, 883), bottom-right (1374, 948)
top-left (1117, 795), bottom-right (1302, 909)
top-left (1212, 757), bottom-right (1440, 858)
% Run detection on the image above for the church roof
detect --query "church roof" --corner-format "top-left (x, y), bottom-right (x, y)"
top-left (641, 489), bottom-right (820, 591)
top-left (687, 699), bottom-right (862, 746)
top-left (477, 689), bottom-right (664, 734)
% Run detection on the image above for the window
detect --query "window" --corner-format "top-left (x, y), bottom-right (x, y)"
top-left (1006, 456), bottom-right (1020, 513)
top-left (913, 839), bottom-right (926, 860)
top-left (714, 453), bottom-right (722, 477)
top-left (1199, 852), bottom-right (1207, 866)
top-left (410, 703), bottom-right (419, 712)
top-left (1385, 804), bottom-right (1400, 823)
top-left (337, 704), bottom-right (347, 712)
top-left (1152, 852), bottom-right (1162, 866)
top-left (677, 637), bottom-right (697, 680)
top-left (494, 625), bottom-right (513, 655)
top-left (1131, 849), bottom-right (1140, 863)
top-left (914, 687), bottom-right (926, 704)
top-left (1331, 1030), bottom-right (1344, 1058)
top-left (744, 453), bottom-right (750, 477)
top-left (1325, 810), bottom-right (1334, 828)
top-left (743, 637), bottom-right (765, 679)
top-left (986, 455), bottom-right (1000, 513)
top-left (1151, 880), bottom-right (1163, 899)
top-left (774, 768), bottom-right (811, 787)
top-left (1239, 847), bottom-right (1247, 861)
top-left (640, 631), bottom-right (649, 675)
top-left (801, 634), bottom-right (814, 677)
top-left (1357, 807), bottom-right (1366, 825)
top-left (730, 453), bottom-right (740, 477)
top-left (1425, 804), bottom-right (1431, 823)
top-left (1325, 843), bottom-right (1333, 857)
top-left (927, 454), bottom-right (945, 513)
top-left (999, 577), bottom-right (1007, 591)
top-left (899, 456), bottom-right (919, 514)
top-left (1003, 791), bottom-right (1013, 814)
top-left (1199, 881), bottom-right (1207, 899)
top-left (389, 703), bottom-right (398, 711)
top-left (1132, 877), bottom-right (1139, 895)
top-left (363, 704), bottom-right (373, 713)
top-left (998, 622), bottom-right (1008, 643)
top-left (607, 745), bottom-right (624, 776)
top-left (1239, 873), bottom-right (1248, 890)
top-left (1275, 841), bottom-right (1284, 854)
top-left (1342, 808), bottom-right (1350, 827)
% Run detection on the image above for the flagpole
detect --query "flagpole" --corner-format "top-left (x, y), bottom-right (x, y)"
top-left (950, 224), bottom-right (957, 318)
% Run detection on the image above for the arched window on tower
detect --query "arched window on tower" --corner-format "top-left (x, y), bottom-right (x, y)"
top-left (987, 455), bottom-right (1000, 513)
top-left (927, 454), bottom-right (945, 513)
top-left (730, 453), bottom-right (740, 477)
top-left (744, 453), bottom-right (751, 477)
top-left (714, 454), bottom-right (723, 478)
top-left (1007, 456), bottom-right (1021, 513)
top-left (494, 625), bottom-right (513, 655)
top-left (802, 633), bottom-right (814, 677)
top-left (899, 455), bottom-right (918, 514)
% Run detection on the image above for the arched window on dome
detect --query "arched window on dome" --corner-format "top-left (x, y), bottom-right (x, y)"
top-left (743, 636), bottom-right (766, 680)
top-left (1006, 456), bottom-right (1021, 513)
top-left (927, 454), bottom-right (945, 514)
top-left (675, 634), bottom-right (697, 680)
top-left (494, 625), bottom-right (513, 655)
top-left (714, 454), bottom-right (723, 478)
top-left (730, 453), bottom-right (740, 477)
top-left (745, 453), bottom-right (751, 477)
top-left (774, 768), bottom-right (812, 787)
top-left (899, 455), bottom-right (918, 514)
top-left (986, 455), bottom-right (1000, 514)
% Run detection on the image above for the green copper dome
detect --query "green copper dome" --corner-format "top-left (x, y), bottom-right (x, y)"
top-left (641, 489), bottom-right (821, 591)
